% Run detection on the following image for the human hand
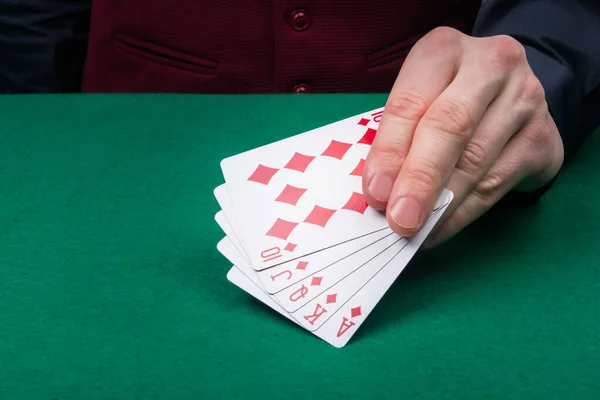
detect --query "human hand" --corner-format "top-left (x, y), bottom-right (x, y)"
top-left (362, 27), bottom-right (564, 247)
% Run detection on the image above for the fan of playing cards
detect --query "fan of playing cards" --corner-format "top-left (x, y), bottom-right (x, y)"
top-left (213, 107), bottom-right (453, 348)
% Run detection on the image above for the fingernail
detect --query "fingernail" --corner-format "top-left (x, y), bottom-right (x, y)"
top-left (366, 169), bottom-right (394, 202)
top-left (390, 197), bottom-right (421, 229)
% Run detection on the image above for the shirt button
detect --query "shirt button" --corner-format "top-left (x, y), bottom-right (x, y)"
top-left (292, 84), bottom-right (310, 93)
top-left (290, 10), bottom-right (310, 31)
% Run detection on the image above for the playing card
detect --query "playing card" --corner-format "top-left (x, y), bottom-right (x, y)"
top-left (224, 187), bottom-right (453, 347)
top-left (214, 184), bottom-right (395, 294)
top-left (220, 108), bottom-right (386, 270)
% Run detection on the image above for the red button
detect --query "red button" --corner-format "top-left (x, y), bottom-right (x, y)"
top-left (292, 84), bottom-right (310, 93)
top-left (290, 10), bottom-right (310, 31)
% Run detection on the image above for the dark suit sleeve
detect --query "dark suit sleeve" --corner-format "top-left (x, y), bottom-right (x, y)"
top-left (472, 0), bottom-right (600, 159)
top-left (0, 1), bottom-right (92, 94)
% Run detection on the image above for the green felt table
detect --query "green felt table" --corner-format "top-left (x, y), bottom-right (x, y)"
top-left (0, 94), bottom-right (598, 399)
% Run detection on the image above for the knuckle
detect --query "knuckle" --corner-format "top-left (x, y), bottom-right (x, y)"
top-left (414, 26), bottom-right (461, 56)
top-left (369, 145), bottom-right (407, 170)
top-left (484, 35), bottom-right (526, 71)
top-left (422, 98), bottom-right (473, 140)
top-left (385, 91), bottom-right (430, 122)
top-left (404, 158), bottom-right (443, 191)
top-left (518, 74), bottom-right (546, 105)
top-left (520, 113), bottom-right (555, 151)
top-left (523, 124), bottom-right (553, 156)
top-left (425, 26), bottom-right (460, 45)
top-left (474, 173), bottom-right (503, 200)
top-left (456, 140), bottom-right (487, 176)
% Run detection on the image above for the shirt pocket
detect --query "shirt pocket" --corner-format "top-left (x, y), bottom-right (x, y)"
top-left (112, 31), bottom-right (218, 77)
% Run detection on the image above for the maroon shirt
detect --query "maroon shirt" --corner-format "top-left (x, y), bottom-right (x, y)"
top-left (81, 1), bottom-right (481, 94)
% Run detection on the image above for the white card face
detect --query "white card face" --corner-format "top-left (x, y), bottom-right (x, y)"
top-left (225, 189), bottom-right (453, 348)
top-left (291, 237), bottom-right (403, 332)
top-left (220, 108), bottom-right (386, 270)
top-left (274, 232), bottom-right (404, 312)
top-left (255, 228), bottom-right (391, 294)
top-left (215, 205), bottom-right (394, 295)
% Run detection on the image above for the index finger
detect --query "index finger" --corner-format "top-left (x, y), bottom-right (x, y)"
top-left (363, 28), bottom-right (461, 210)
